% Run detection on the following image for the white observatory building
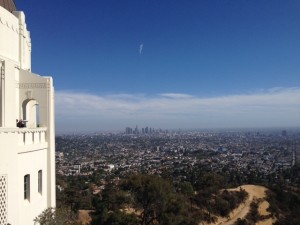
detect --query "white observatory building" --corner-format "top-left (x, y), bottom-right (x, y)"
top-left (0, 0), bottom-right (56, 224)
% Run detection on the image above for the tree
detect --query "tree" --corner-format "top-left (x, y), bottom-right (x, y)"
top-left (178, 181), bottom-right (194, 210)
top-left (34, 207), bottom-right (82, 225)
top-left (122, 174), bottom-right (200, 225)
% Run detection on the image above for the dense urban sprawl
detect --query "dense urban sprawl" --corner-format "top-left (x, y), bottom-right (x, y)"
top-left (56, 128), bottom-right (300, 186)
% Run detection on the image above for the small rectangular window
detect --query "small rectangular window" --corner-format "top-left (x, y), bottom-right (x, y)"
top-left (38, 170), bottom-right (42, 194)
top-left (24, 174), bottom-right (30, 201)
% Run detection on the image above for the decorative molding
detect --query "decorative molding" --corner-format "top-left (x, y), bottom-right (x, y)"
top-left (16, 83), bottom-right (47, 89)
top-left (0, 15), bottom-right (19, 34)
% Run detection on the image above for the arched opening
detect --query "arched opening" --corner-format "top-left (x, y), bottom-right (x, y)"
top-left (36, 104), bottom-right (40, 127)
top-left (22, 99), bottom-right (40, 128)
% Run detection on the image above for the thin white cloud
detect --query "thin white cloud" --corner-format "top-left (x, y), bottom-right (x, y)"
top-left (55, 87), bottom-right (300, 131)
top-left (139, 43), bottom-right (144, 54)
top-left (159, 93), bottom-right (194, 99)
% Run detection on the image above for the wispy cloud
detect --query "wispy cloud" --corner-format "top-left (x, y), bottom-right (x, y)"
top-left (139, 43), bottom-right (144, 54)
top-left (55, 87), bottom-right (300, 131)
top-left (159, 93), bottom-right (194, 99)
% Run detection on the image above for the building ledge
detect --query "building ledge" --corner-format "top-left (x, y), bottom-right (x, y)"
top-left (0, 127), bottom-right (47, 133)
top-left (0, 127), bottom-right (48, 146)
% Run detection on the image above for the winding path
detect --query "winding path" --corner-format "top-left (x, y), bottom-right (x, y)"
top-left (203, 185), bottom-right (271, 225)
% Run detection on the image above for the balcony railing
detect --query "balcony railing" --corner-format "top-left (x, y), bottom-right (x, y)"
top-left (0, 127), bottom-right (47, 145)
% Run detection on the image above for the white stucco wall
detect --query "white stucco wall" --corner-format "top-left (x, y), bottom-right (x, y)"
top-left (0, 7), bottom-right (31, 70)
top-left (0, 7), bottom-right (19, 64)
top-left (0, 5), bottom-right (55, 225)
top-left (18, 148), bottom-right (48, 225)
top-left (0, 130), bottom-right (19, 225)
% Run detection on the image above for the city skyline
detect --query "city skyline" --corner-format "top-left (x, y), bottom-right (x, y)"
top-left (16, 0), bottom-right (300, 133)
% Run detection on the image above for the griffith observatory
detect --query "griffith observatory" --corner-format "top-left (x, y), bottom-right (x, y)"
top-left (0, 0), bottom-right (56, 224)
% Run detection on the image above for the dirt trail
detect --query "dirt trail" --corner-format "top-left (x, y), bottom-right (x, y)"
top-left (203, 185), bottom-right (273, 225)
top-left (259, 201), bottom-right (270, 216)
top-left (78, 210), bottom-right (93, 225)
top-left (78, 185), bottom-right (274, 225)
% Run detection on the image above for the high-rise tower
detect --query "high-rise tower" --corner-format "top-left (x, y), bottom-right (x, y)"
top-left (0, 1), bottom-right (56, 224)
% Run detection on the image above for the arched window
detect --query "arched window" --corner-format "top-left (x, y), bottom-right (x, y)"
top-left (36, 104), bottom-right (40, 127)
top-left (24, 174), bottom-right (30, 201)
top-left (38, 170), bottom-right (42, 194)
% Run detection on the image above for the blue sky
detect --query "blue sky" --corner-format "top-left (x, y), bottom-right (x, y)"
top-left (15, 0), bottom-right (300, 133)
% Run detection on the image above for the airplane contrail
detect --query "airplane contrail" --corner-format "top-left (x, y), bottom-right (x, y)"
top-left (139, 43), bottom-right (144, 54)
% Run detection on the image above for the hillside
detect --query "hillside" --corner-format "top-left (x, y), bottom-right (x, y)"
top-left (77, 185), bottom-right (276, 225)
top-left (52, 168), bottom-right (300, 225)
top-left (204, 185), bottom-right (276, 225)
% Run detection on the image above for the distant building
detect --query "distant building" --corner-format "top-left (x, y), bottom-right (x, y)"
top-left (0, 1), bottom-right (56, 224)
top-left (125, 127), bottom-right (133, 134)
top-left (134, 125), bottom-right (139, 134)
